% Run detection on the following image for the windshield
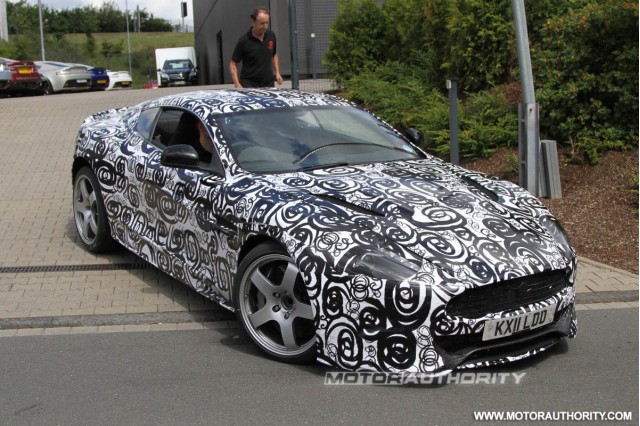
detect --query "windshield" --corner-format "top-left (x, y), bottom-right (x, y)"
top-left (217, 106), bottom-right (421, 173)
top-left (162, 59), bottom-right (194, 70)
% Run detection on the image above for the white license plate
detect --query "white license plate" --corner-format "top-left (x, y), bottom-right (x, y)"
top-left (77, 79), bottom-right (87, 83)
top-left (482, 304), bottom-right (556, 341)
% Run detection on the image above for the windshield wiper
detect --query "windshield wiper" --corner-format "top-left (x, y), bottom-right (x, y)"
top-left (294, 142), bottom-right (396, 164)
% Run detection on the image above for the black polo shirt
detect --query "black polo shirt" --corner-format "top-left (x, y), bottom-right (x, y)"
top-left (231, 29), bottom-right (277, 87)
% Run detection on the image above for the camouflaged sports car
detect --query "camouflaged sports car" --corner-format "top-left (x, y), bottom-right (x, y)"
top-left (72, 89), bottom-right (577, 374)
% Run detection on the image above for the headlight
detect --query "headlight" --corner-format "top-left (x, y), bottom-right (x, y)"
top-left (541, 215), bottom-right (573, 255)
top-left (160, 73), bottom-right (169, 79)
top-left (349, 249), bottom-right (421, 282)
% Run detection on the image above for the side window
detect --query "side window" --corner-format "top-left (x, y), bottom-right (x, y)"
top-left (152, 109), bottom-right (184, 148)
top-left (136, 107), bottom-right (159, 141)
top-left (151, 108), bottom-right (223, 174)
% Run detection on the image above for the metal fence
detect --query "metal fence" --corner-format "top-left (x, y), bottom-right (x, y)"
top-left (287, 0), bottom-right (341, 93)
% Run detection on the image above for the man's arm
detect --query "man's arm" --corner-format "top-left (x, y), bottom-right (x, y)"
top-left (229, 60), bottom-right (242, 88)
top-left (273, 53), bottom-right (283, 85)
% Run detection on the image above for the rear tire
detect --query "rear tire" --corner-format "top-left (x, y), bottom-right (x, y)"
top-left (234, 242), bottom-right (316, 363)
top-left (40, 80), bottom-right (53, 95)
top-left (72, 167), bottom-right (115, 253)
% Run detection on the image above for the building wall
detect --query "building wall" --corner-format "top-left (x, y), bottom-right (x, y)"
top-left (193, 0), bottom-right (350, 85)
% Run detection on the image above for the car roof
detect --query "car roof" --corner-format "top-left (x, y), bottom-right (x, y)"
top-left (143, 89), bottom-right (354, 117)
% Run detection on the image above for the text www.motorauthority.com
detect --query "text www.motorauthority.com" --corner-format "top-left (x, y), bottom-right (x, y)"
top-left (473, 411), bottom-right (632, 422)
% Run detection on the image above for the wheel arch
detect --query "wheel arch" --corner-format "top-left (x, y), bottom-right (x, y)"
top-left (71, 157), bottom-right (92, 182)
top-left (232, 234), bottom-right (289, 306)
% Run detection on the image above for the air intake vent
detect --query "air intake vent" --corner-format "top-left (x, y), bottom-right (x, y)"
top-left (446, 270), bottom-right (568, 318)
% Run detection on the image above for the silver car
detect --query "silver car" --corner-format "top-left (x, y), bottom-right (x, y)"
top-left (35, 61), bottom-right (91, 94)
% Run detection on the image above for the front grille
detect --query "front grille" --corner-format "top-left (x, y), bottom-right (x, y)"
top-left (446, 270), bottom-right (568, 318)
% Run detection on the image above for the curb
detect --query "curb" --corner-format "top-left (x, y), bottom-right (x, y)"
top-left (576, 290), bottom-right (638, 305)
top-left (0, 310), bottom-right (235, 331)
top-left (0, 290), bottom-right (636, 331)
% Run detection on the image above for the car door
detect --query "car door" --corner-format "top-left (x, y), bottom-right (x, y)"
top-left (131, 107), bottom-right (232, 303)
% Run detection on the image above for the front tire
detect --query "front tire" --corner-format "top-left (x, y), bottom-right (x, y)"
top-left (234, 242), bottom-right (316, 363)
top-left (72, 166), bottom-right (114, 252)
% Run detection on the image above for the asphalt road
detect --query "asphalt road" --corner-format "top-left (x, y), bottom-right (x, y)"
top-left (0, 308), bottom-right (637, 426)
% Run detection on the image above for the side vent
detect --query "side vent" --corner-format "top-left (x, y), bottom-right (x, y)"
top-left (461, 175), bottom-right (500, 202)
top-left (313, 194), bottom-right (384, 216)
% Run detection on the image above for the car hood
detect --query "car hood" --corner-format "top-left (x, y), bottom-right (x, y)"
top-left (249, 159), bottom-right (572, 281)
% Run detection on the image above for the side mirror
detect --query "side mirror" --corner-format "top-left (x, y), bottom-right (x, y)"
top-left (161, 144), bottom-right (200, 168)
top-left (405, 128), bottom-right (424, 145)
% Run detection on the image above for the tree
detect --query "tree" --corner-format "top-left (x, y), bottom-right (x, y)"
top-left (97, 1), bottom-right (125, 32)
top-left (6, 0), bottom-right (40, 34)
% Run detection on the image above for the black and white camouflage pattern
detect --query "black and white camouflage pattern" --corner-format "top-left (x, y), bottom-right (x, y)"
top-left (74, 89), bottom-right (577, 374)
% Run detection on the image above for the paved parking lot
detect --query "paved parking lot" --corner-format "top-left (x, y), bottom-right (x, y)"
top-left (0, 86), bottom-right (637, 333)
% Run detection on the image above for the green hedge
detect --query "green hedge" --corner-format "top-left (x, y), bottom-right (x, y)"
top-left (345, 61), bottom-right (517, 159)
top-left (533, 1), bottom-right (639, 163)
top-left (327, 0), bottom-right (638, 163)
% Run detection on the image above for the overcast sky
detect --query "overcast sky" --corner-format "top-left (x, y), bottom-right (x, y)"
top-left (25, 0), bottom-right (193, 27)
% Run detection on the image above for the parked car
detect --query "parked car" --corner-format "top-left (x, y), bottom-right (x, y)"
top-left (71, 89), bottom-right (577, 374)
top-left (106, 70), bottom-right (132, 90)
top-left (35, 61), bottom-right (91, 94)
top-left (0, 58), bottom-right (42, 95)
top-left (155, 46), bottom-right (198, 87)
top-left (158, 58), bottom-right (198, 87)
top-left (84, 66), bottom-right (110, 90)
top-left (144, 79), bottom-right (159, 89)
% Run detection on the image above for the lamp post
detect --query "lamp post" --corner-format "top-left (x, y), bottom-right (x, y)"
top-left (512, 0), bottom-right (539, 196)
top-left (37, 0), bottom-right (46, 61)
top-left (125, 0), bottom-right (132, 76)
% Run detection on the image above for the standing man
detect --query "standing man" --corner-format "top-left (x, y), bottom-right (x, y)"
top-left (230, 7), bottom-right (283, 88)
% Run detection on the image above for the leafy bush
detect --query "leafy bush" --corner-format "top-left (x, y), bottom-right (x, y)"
top-left (342, 0), bottom-right (519, 92)
top-left (445, 0), bottom-right (516, 92)
top-left (344, 62), bottom-right (517, 160)
top-left (381, 0), bottom-right (453, 89)
top-left (533, 1), bottom-right (639, 163)
top-left (329, 0), bottom-right (638, 163)
top-left (324, 0), bottom-right (387, 85)
top-left (458, 88), bottom-right (518, 158)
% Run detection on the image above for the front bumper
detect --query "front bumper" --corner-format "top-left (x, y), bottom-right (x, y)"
top-left (442, 303), bottom-right (574, 370)
top-left (315, 268), bottom-right (576, 374)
